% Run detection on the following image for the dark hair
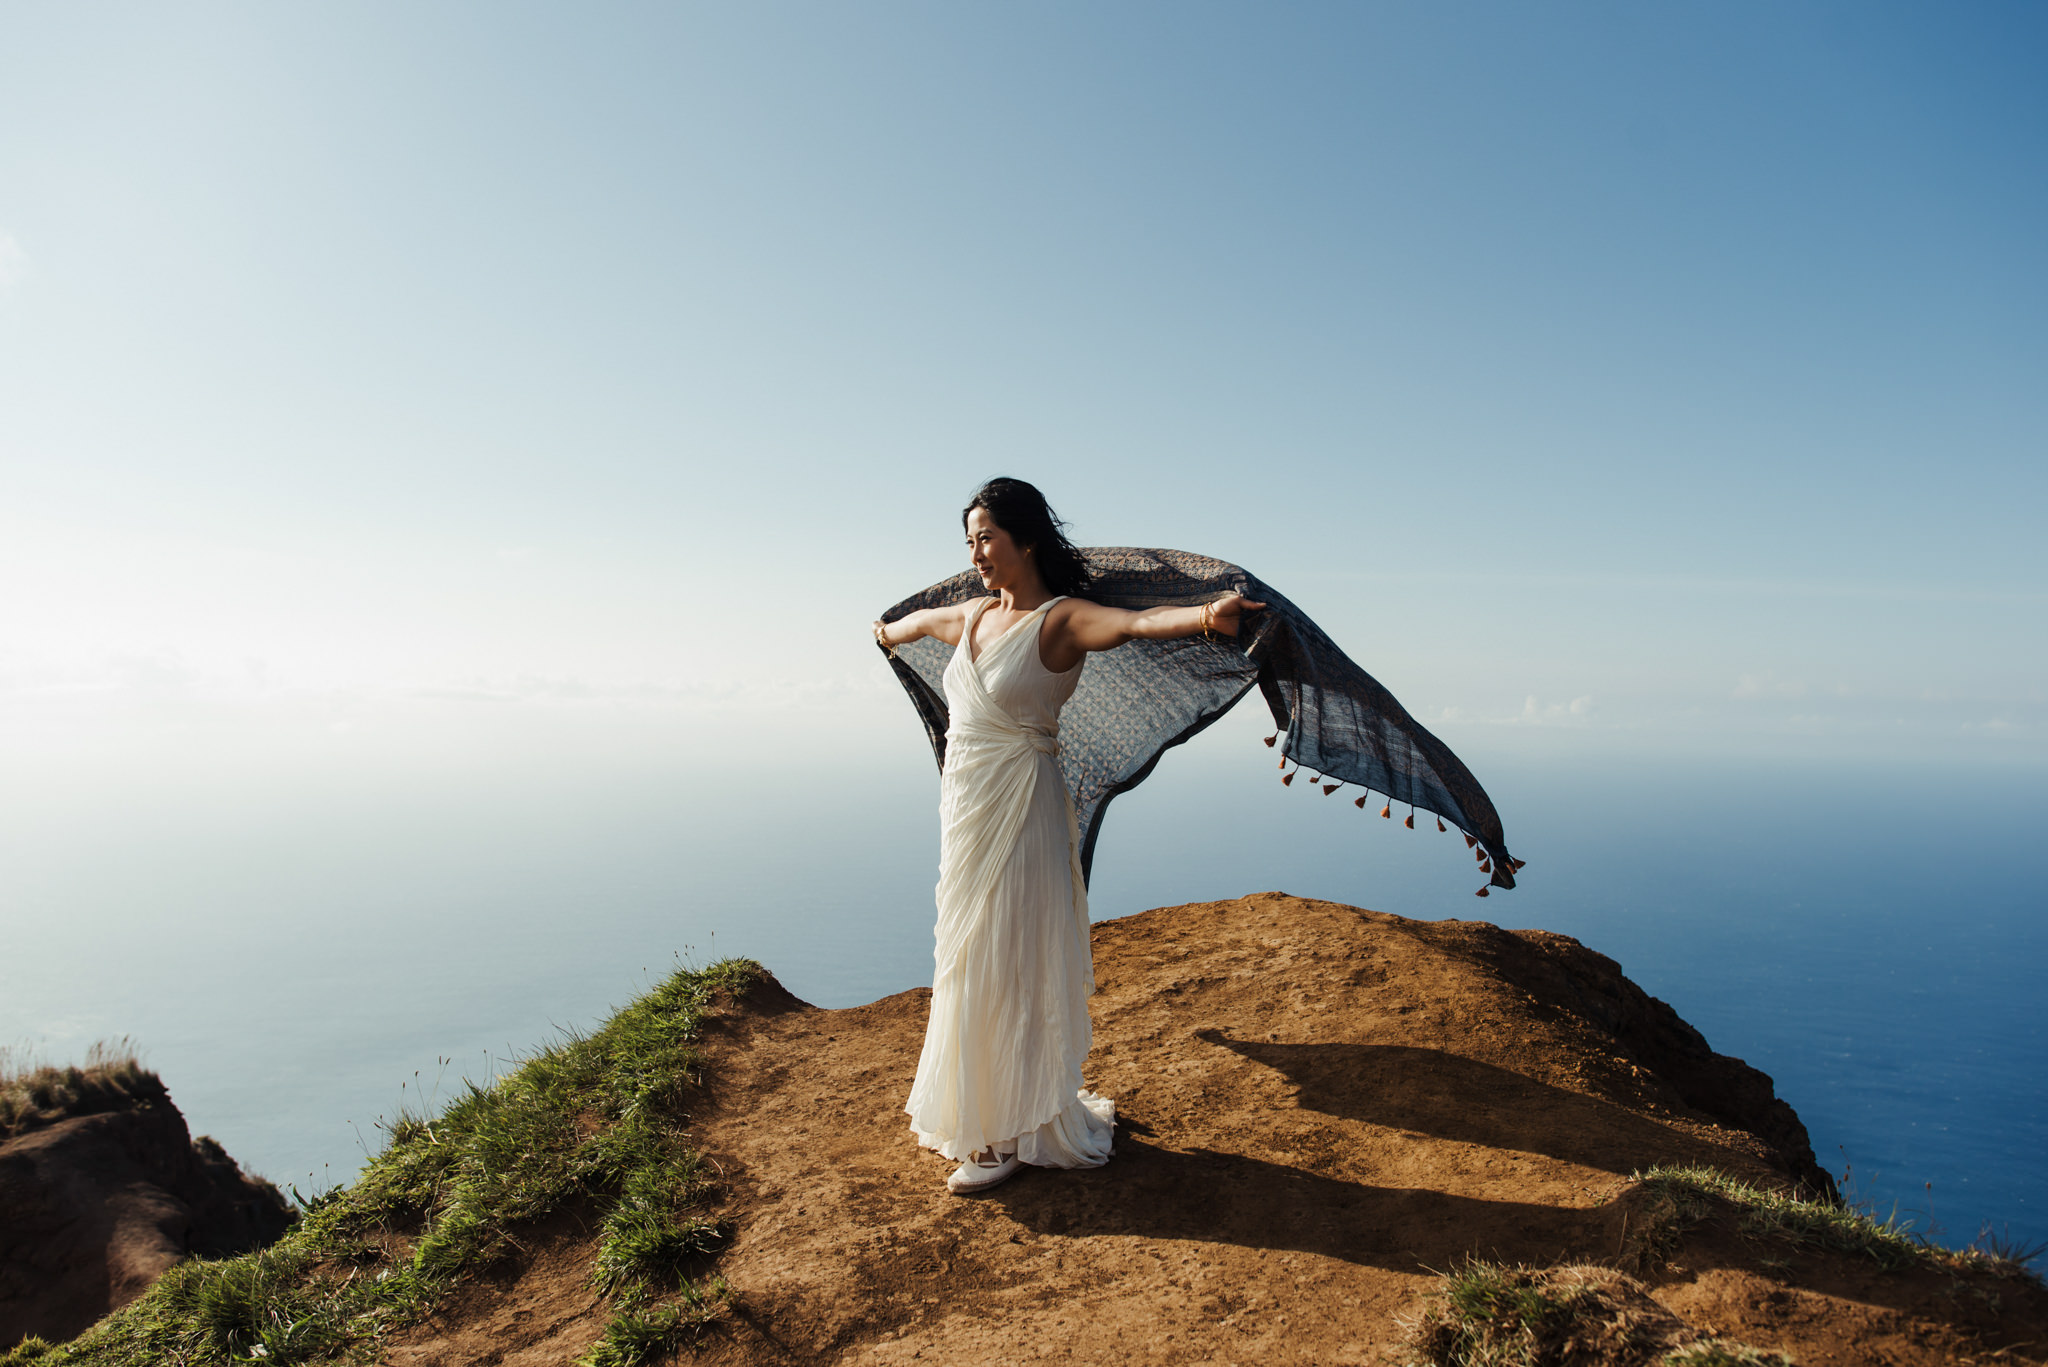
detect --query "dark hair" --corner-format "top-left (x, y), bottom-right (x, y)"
top-left (962, 477), bottom-right (1094, 600)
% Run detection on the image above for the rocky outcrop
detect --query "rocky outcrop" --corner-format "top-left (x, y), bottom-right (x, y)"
top-left (0, 1062), bottom-right (292, 1346)
top-left (1419, 917), bottom-right (1834, 1197)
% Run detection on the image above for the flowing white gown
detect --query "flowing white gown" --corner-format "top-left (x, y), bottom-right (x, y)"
top-left (905, 596), bottom-right (1116, 1168)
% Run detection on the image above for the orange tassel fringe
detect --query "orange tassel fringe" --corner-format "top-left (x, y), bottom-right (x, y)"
top-left (1475, 886), bottom-right (1490, 898)
top-left (1262, 733), bottom-right (1278, 747)
top-left (1436, 817), bottom-right (1447, 832)
top-left (1322, 783), bottom-right (1340, 796)
top-left (1404, 811), bottom-right (1415, 829)
top-left (1379, 802), bottom-right (1392, 819)
top-left (1354, 793), bottom-right (1368, 809)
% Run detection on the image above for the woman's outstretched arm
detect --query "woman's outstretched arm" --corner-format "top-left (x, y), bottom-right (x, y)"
top-left (874, 602), bottom-right (974, 652)
top-left (1043, 593), bottom-right (1265, 670)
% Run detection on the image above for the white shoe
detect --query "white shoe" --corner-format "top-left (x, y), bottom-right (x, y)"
top-left (946, 1149), bottom-right (1021, 1195)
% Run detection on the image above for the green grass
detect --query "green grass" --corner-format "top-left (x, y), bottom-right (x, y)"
top-left (18, 959), bottom-right (760, 1367)
top-left (580, 1278), bottom-right (732, 1367)
top-left (1633, 1165), bottom-right (2041, 1279)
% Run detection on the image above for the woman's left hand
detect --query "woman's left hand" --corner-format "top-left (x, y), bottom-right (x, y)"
top-left (1209, 593), bottom-right (1267, 637)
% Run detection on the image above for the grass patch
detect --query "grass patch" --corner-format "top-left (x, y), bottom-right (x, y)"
top-left (0, 1040), bottom-right (154, 1137)
top-left (592, 1162), bottom-right (730, 1295)
top-left (1633, 1165), bottom-right (2041, 1279)
top-left (1659, 1345), bottom-right (1793, 1366)
top-left (1405, 1260), bottom-right (1787, 1367)
top-left (1416, 1260), bottom-right (1582, 1364)
top-left (23, 959), bottom-right (760, 1366)
top-left (581, 1278), bottom-right (731, 1367)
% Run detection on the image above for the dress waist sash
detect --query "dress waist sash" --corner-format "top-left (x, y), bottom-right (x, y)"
top-left (948, 711), bottom-right (1060, 760)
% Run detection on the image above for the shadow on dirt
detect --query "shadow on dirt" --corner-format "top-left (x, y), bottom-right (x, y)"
top-left (1197, 1031), bottom-right (1736, 1176)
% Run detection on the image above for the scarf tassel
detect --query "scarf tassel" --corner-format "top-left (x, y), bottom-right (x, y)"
top-left (1353, 793), bottom-right (1369, 809)
top-left (1262, 732), bottom-right (1278, 747)
top-left (1478, 858), bottom-right (1492, 874)
top-left (1404, 810), bottom-right (1416, 829)
top-left (1475, 886), bottom-right (1490, 898)
top-left (1437, 817), bottom-right (1447, 833)
top-left (1464, 834), bottom-right (1477, 849)
top-left (1379, 802), bottom-right (1392, 819)
top-left (1322, 783), bottom-right (1340, 796)
top-left (1282, 770), bottom-right (1296, 786)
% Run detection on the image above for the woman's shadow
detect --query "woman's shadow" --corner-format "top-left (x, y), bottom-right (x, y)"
top-left (986, 1133), bottom-right (1604, 1270)
top-left (980, 1030), bottom-right (1741, 1268)
top-left (1192, 1030), bottom-right (1736, 1176)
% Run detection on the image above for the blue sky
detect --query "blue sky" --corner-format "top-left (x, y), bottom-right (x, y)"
top-left (2, 3), bottom-right (2043, 789)
top-left (4, 6), bottom-right (2046, 1221)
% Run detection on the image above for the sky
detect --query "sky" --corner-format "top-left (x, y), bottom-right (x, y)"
top-left (2, 4), bottom-right (2045, 1237)
top-left (2, 3), bottom-right (2044, 809)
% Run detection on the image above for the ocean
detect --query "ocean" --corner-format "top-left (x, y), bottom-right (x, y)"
top-left (4, 703), bottom-right (2042, 1254)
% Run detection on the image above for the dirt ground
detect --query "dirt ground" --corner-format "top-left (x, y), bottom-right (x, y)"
top-left (385, 893), bottom-right (2048, 1366)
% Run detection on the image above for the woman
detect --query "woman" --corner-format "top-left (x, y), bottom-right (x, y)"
top-left (872, 479), bottom-right (1263, 1194)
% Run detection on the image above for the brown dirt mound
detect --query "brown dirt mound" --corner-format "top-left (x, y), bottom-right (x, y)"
top-left (0, 1064), bottom-right (292, 1346)
top-left (387, 893), bottom-right (2047, 1365)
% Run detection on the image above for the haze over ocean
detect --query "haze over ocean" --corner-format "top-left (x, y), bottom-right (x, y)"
top-left (3, 6), bottom-right (2043, 1253)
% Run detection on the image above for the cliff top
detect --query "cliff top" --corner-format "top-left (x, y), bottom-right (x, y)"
top-left (18, 894), bottom-right (2043, 1367)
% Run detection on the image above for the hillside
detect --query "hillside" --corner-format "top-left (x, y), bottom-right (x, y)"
top-left (15, 894), bottom-right (2043, 1366)
top-left (390, 893), bottom-right (2045, 1366)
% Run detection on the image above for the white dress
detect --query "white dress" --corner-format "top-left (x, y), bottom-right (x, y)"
top-left (905, 596), bottom-right (1116, 1167)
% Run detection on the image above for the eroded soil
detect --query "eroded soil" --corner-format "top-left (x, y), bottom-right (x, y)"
top-left (386, 894), bottom-right (2047, 1366)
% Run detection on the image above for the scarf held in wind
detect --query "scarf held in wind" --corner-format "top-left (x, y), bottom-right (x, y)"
top-left (878, 547), bottom-right (1521, 896)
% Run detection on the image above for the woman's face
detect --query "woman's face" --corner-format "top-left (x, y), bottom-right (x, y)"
top-left (965, 507), bottom-right (1032, 592)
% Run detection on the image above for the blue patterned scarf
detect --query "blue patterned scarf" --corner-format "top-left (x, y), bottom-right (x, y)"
top-left (879, 547), bottom-right (1521, 897)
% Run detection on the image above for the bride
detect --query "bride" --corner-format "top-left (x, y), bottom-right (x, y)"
top-left (872, 478), bottom-right (1262, 1194)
